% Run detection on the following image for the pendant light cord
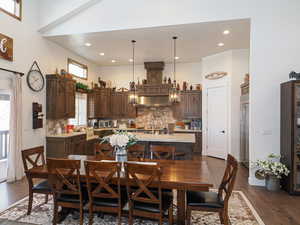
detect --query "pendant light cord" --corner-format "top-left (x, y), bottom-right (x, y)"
top-left (173, 36), bottom-right (177, 87)
top-left (132, 40), bottom-right (136, 90)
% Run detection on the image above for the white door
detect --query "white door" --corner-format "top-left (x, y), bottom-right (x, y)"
top-left (207, 86), bottom-right (228, 159)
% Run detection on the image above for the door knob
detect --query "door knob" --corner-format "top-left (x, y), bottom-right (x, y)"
top-left (221, 130), bottom-right (225, 134)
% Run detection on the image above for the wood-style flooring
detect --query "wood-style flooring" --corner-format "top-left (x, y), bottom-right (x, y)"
top-left (0, 156), bottom-right (300, 225)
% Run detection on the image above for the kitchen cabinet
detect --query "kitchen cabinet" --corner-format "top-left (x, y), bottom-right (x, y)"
top-left (87, 88), bottom-right (111, 119)
top-left (46, 134), bottom-right (98, 157)
top-left (46, 74), bottom-right (76, 119)
top-left (173, 91), bottom-right (202, 119)
top-left (111, 91), bottom-right (136, 119)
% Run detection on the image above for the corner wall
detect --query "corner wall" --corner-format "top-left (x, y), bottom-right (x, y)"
top-left (0, 0), bottom-right (100, 150)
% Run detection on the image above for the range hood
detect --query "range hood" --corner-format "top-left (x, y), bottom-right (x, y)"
top-left (136, 62), bottom-right (172, 107)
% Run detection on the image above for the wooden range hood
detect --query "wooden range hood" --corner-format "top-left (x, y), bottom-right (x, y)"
top-left (136, 61), bottom-right (172, 96)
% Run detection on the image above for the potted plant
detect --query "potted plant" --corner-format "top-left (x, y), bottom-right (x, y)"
top-left (101, 131), bottom-right (138, 163)
top-left (253, 153), bottom-right (290, 191)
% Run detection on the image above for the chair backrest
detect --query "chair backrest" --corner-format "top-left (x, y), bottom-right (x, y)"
top-left (47, 158), bottom-right (82, 197)
top-left (95, 143), bottom-right (114, 157)
top-left (128, 144), bottom-right (145, 159)
top-left (150, 145), bottom-right (175, 160)
top-left (125, 162), bottom-right (162, 205)
top-left (218, 154), bottom-right (238, 204)
top-left (21, 146), bottom-right (45, 172)
top-left (85, 161), bottom-right (121, 201)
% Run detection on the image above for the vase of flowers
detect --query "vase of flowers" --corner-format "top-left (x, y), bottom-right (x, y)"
top-left (253, 153), bottom-right (290, 191)
top-left (101, 131), bottom-right (138, 163)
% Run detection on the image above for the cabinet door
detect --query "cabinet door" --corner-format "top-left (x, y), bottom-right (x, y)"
top-left (190, 92), bottom-right (202, 118)
top-left (100, 89), bottom-right (111, 117)
top-left (65, 80), bottom-right (76, 118)
top-left (72, 135), bottom-right (86, 155)
top-left (87, 92), bottom-right (96, 119)
top-left (123, 92), bottom-right (136, 118)
top-left (111, 92), bottom-right (123, 118)
top-left (56, 79), bottom-right (66, 119)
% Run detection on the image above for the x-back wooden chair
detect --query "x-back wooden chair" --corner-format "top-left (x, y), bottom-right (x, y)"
top-left (125, 162), bottom-right (173, 225)
top-left (150, 145), bottom-right (175, 160)
top-left (128, 144), bottom-right (145, 159)
top-left (21, 146), bottom-right (51, 215)
top-left (186, 154), bottom-right (238, 225)
top-left (95, 143), bottom-right (114, 158)
top-left (47, 158), bottom-right (84, 225)
top-left (85, 161), bottom-right (127, 225)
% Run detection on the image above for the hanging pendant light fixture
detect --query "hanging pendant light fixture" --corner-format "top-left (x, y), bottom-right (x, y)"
top-left (169, 36), bottom-right (180, 103)
top-left (129, 40), bottom-right (138, 105)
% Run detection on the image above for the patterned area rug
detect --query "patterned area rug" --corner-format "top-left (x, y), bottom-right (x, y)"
top-left (0, 191), bottom-right (264, 225)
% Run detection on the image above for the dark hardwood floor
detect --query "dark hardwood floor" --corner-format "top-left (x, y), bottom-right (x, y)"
top-left (0, 156), bottom-right (300, 225)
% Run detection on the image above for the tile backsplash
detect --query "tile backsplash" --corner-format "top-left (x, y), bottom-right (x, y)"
top-left (135, 106), bottom-right (175, 129)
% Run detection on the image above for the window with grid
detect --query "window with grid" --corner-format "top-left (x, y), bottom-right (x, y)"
top-left (68, 58), bottom-right (88, 80)
top-left (0, 0), bottom-right (22, 20)
top-left (69, 93), bottom-right (87, 126)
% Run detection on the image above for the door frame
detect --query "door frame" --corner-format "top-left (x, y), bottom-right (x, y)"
top-left (205, 84), bottom-right (229, 159)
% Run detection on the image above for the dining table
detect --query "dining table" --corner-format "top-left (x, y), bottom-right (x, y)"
top-left (27, 155), bottom-right (213, 225)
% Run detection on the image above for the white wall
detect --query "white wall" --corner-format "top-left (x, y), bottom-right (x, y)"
top-left (37, 0), bottom-right (300, 185)
top-left (100, 62), bottom-right (202, 89)
top-left (202, 50), bottom-right (249, 161)
top-left (0, 0), bottom-right (100, 150)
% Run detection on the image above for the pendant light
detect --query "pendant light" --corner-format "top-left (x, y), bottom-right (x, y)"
top-left (129, 40), bottom-right (138, 105)
top-left (169, 36), bottom-right (180, 103)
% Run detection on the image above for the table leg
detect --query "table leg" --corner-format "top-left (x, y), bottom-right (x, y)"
top-left (177, 190), bottom-right (186, 225)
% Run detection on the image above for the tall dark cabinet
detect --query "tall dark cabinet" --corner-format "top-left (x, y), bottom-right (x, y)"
top-left (281, 80), bottom-right (300, 195)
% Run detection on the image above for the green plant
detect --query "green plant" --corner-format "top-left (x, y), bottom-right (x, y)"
top-left (253, 154), bottom-right (290, 179)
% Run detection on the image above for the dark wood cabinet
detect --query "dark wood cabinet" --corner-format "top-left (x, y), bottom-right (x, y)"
top-left (173, 91), bottom-right (202, 119)
top-left (87, 88), bottom-right (111, 119)
top-left (46, 74), bottom-right (76, 119)
top-left (111, 91), bottom-right (136, 119)
top-left (281, 80), bottom-right (300, 195)
top-left (46, 135), bottom-right (98, 157)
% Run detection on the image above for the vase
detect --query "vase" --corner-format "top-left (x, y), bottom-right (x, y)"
top-left (265, 175), bottom-right (280, 191)
top-left (115, 146), bottom-right (128, 163)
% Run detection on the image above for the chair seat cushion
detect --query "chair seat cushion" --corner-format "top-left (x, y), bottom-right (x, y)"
top-left (92, 188), bottom-right (127, 208)
top-left (133, 192), bottom-right (173, 213)
top-left (32, 180), bottom-right (51, 192)
top-left (187, 191), bottom-right (224, 208)
top-left (57, 194), bottom-right (82, 204)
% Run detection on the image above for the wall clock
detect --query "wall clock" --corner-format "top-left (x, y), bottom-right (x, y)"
top-left (26, 61), bottom-right (45, 92)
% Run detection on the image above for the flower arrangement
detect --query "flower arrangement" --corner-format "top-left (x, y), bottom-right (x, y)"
top-left (101, 130), bottom-right (138, 149)
top-left (253, 153), bottom-right (290, 179)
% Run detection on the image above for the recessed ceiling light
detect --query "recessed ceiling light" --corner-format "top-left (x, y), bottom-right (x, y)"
top-left (223, 30), bottom-right (230, 35)
top-left (129, 59), bottom-right (133, 62)
top-left (111, 60), bottom-right (116, 63)
top-left (218, 42), bottom-right (225, 47)
top-left (175, 56), bottom-right (180, 60)
top-left (99, 52), bottom-right (105, 56)
top-left (85, 42), bottom-right (92, 47)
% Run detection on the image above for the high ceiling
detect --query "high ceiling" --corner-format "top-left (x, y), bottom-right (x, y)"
top-left (47, 19), bottom-right (250, 66)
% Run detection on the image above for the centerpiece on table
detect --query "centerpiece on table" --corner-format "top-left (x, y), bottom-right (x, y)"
top-left (253, 153), bottom-right (290, 191)
top-left (101, 130), bottom-right (138, 162)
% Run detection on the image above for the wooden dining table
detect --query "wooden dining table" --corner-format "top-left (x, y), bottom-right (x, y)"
top-left (27, 155), bottom-right (213, 225)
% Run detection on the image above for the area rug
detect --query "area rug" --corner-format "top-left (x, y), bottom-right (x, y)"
top-left (0, 191), bottom-right (265, 225)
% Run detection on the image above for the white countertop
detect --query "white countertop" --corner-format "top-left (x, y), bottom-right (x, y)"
top-left (94, 128), bottom-right (202, 133)
top-left (134, 133), bottom-right (195, 143)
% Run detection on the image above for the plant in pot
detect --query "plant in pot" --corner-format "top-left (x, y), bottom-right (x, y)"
top-left (101, 130), bottom-right (138, 163)
top-left (253, 153), bottom-right (290, 191)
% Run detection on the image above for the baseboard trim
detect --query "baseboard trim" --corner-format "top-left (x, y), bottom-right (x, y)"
top-left (248, 176), bottom-right (265, 186)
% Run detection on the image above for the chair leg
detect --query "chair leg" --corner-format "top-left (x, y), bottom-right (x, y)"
top-left (118, 209), bottom-right (122, 225)
top-left (45, 194), bottom-right (49, 204)
top-left (128, 209), bottom-right (133, 225)
top-left (27, 191), bottom-right (33, 215)
top-left (88, 204), bottom-right (93, 225)
top-left (219, 210), bottom-right (225, 224)
top-left (223, 208), bottom-right (230, 225)
top-left (159, 214), bottom-right (163, 225)
top-left (52, 201), bottom-right (58, 225)
top-left (79, 207), bottom-right (84, 225)
top-left (186, 207), bottom-right (192, 225)
top-left (168, 205), bottom-right (173, 225)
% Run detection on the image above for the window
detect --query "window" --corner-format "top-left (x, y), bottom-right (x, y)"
top-left (68, 58), bottom-right (88, 80)
top-left (0, 0), bottom-right (22, 20)
top-left (69, 93), bottom-right (87, 126)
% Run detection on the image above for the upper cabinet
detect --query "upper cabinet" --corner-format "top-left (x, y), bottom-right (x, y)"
top-left (46, 75), bottom-right (76, 119)
top-left (173, 90), bottom-right (202, 119)
top-left (87, 88), bottom-right (111, 119)
top-left (111, 91), bottom-right (136, 119)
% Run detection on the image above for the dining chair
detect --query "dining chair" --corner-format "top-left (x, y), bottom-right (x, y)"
top-left (186, 154), bottom-right (238, 225)
top-left (47, 158), bottom-right (84, 225)
top-left (85, 161), bottom-right (127, 225)
top-left (94, 143), bottom-right (114, 157)
top-left (150, 145), bottom-right (175, 160)
top-left (125, 162), bottom-right (173, 225)
top-left (21, 146), bottom-right (51, 215)
top-left (127, 144), bottom-right (145, 159)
